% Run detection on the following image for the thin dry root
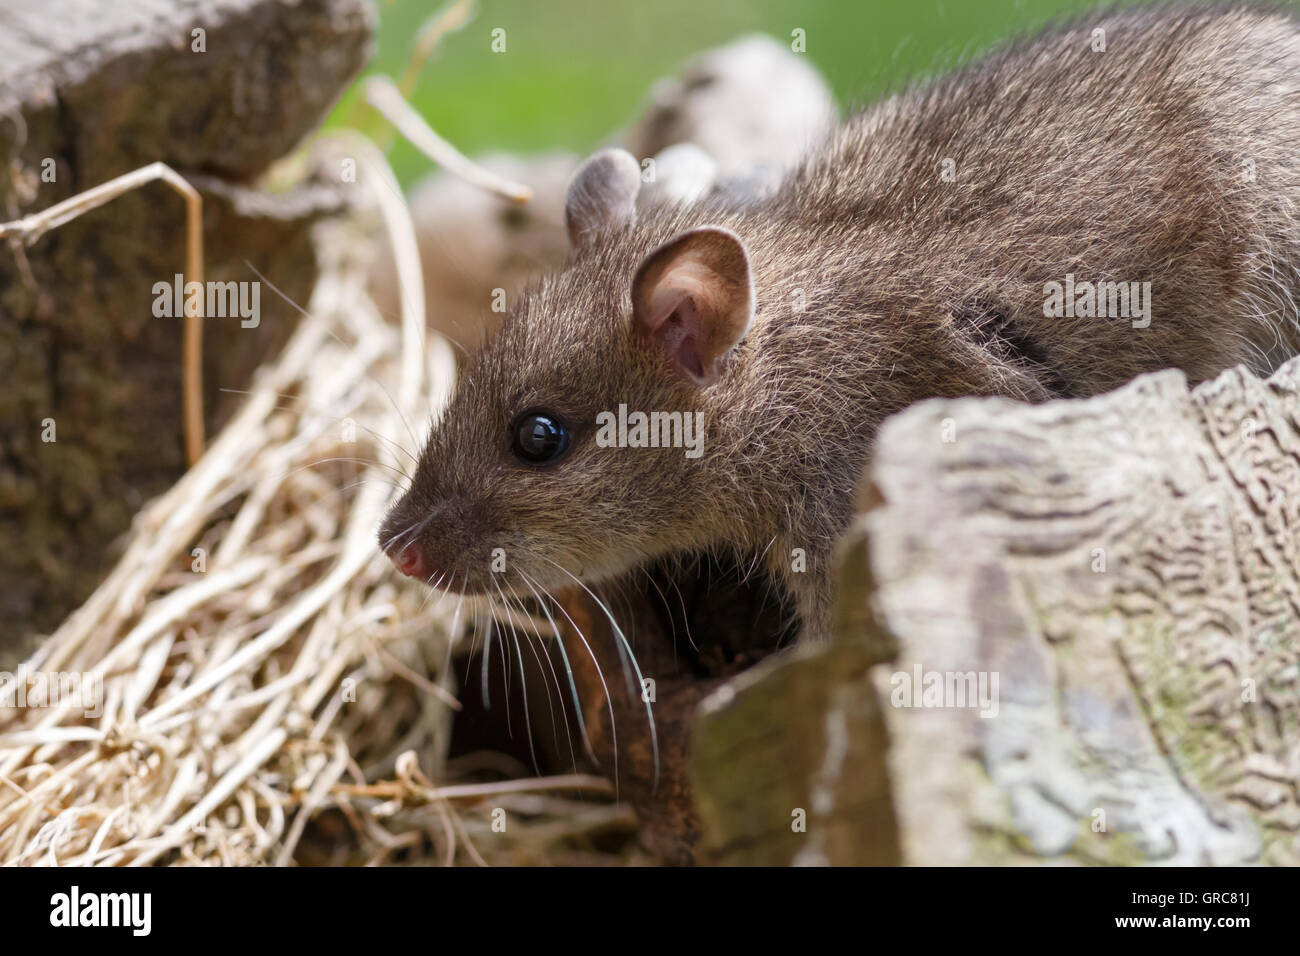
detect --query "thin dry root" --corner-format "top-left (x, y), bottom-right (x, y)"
top-left (365, 76), bottom-right (533, 204)
top-left (0, 161), bottom-right (207, 466)
top-left (399, 0), bottom-right (478, 97)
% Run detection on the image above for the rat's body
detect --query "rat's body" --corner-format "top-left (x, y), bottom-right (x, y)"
top-left (382, 3), bottom-right (1300, 644)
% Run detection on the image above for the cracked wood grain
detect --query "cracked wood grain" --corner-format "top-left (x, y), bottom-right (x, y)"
top-left (692, 356), bottom-right (1300, 865)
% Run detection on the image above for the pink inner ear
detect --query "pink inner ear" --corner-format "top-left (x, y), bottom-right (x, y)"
top-left (663, 320), bottom-right (705, 380)
top-left (677, 335), bottom-right (705, 381)
top-left (652, 296), bottom-right (711, 385)
top-left (632, 226), bottom-right (752, 387)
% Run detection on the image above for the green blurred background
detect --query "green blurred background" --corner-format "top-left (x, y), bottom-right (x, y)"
top-left (332, 0), bottom-right (1126, 188)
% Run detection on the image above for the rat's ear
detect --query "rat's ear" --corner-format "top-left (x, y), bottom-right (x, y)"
top-left (565, 148), bottom-right (642, 248)
top-left (631, 226), bottom-right (753, 387)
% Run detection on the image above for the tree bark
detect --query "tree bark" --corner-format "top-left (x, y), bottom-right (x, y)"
top-left (0, 0), bottom-right (372, 659)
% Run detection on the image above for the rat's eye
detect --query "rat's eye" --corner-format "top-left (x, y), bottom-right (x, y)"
top-left (511, 411), bottom-right (570, 464)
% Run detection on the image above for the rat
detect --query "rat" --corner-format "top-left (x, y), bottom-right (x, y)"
top-left (379, 3), bottom-right (1300, 645)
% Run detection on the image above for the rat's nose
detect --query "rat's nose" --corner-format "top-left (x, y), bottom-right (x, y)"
top-left (392, 542), bottom-right (427, 579)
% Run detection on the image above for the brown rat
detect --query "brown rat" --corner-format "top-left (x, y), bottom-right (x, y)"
top-left (380, 3), bottom-right (1300, 646)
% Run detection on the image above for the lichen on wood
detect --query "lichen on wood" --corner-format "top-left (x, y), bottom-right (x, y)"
top-left (691, 355), bottom-right (1300, 865)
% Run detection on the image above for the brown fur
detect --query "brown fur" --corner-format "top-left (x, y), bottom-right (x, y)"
top-left (381, 3), bottom-right (1300, 644)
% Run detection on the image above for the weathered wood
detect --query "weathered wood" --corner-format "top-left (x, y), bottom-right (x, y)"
top-left (691, 636), bottom-right (900, 865)
top-left (0, 0), bottom-right (372, 657)
top-left (0, 0), bottom-right (372, 183)
top-left (693, 355), bottom-right (1300, 865)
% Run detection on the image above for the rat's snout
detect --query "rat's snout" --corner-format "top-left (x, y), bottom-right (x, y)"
top-left (377, 506), bottom-right (435, 581)
top-left (391, 541), bottom-right (426, 579)
top-left (377, 490), bottom-right (490, 592)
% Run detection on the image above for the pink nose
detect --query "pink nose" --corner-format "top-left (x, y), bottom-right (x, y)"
top-left (393, 542), bottom-right (426, 579)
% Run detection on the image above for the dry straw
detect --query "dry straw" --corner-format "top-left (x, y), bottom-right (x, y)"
top-left (0, 134), bottom-right (635, 867)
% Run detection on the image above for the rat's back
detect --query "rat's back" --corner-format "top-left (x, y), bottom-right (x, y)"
top-left (782, 2), bottom-right (1300, 392)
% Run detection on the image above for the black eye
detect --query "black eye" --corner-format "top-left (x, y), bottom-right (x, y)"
top-left (511, 411), bottom-right (569, 464)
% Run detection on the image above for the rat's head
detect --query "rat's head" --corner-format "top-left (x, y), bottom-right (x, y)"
top-left (378, 149), bottom-right (756, 598)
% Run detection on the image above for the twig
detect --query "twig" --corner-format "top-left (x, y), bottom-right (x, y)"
top-left (333, 773), bottom-right (616, 802)
top-left (365, 76), bottom-right (532, 204)
top-left (398, 0), bottom-right (477, 97)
